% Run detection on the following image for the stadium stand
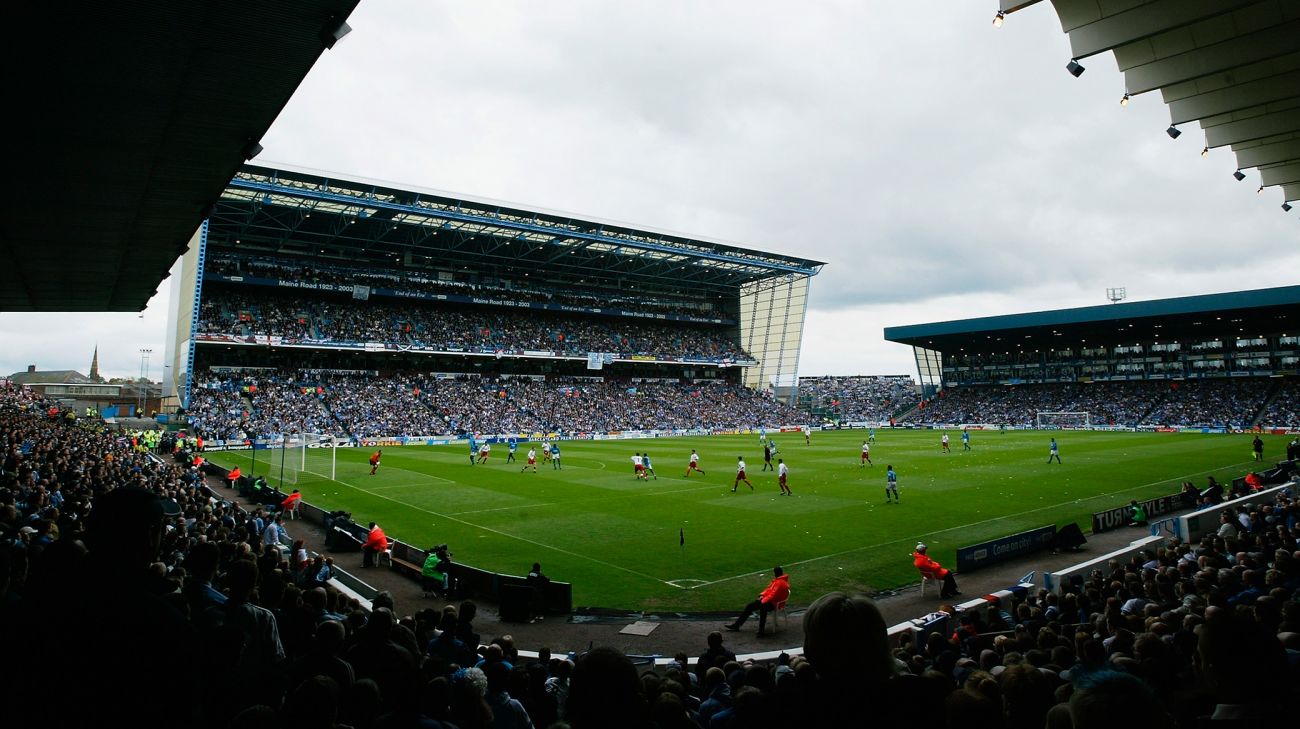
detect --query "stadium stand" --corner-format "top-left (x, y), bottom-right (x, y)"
top-left (905, 378), bottom-right (1298, 428)
top-left (197, 288), bottom-right (754, 363)
top-left (185, 370), bottom-right (805, 440)
top-left (797, 375), bottom-right (919, 424)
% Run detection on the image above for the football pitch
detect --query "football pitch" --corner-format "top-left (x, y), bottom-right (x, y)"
top-left (207, 430), bottom-right (1279, 611)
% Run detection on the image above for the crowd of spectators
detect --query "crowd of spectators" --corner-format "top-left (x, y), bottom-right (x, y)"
top-left (797, 376), bottom-right (919, 422)
top-left (186, 371), bottom-right (806, 441)
top-left (1257, 378), bottom-right (1300, 428)
top-left (5, 382), bottom-right (1300, 727)
top-left (908, 378), bottom-right (1296, 427)
top-left (1143, 379), bottom-right (1276, 428)
top-left (206, 252), bottom-right (727, 320)
top-left (198, 290), bottom-right (750, 363)
top-left (187, 373), bottom-right (349, 441)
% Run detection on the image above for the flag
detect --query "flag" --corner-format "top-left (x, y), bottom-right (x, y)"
top-left (679, 527), bottom-right (684, 547)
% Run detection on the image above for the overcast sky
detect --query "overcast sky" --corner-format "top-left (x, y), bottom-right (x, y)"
top-left (3, 1), bottom-right (1296, 383)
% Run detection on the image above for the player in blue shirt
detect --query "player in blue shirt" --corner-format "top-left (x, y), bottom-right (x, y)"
top-left (506, 438), bottom-right (518, 463)
top-left (962, 429), bottom-right (971, 451)
top-left (551, 443), bottom-right (562, 470)
top-left (468, 435), bottom-right (477, 466)
top-left (886, 465), bottom-right (899, 504)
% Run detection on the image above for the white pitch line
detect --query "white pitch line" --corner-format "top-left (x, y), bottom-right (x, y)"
top-left (326, 475), bottom-right (671, 586)
top-left (689, 460), bottom-right (1254, 589)
top-left (447, 502), bottom-right (558, 516)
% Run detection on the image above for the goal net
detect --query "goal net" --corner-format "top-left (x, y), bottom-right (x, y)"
top-left (277, 433), bottom-right (338, 485)
top-left (1035, 412), bottom-right (1091, 430)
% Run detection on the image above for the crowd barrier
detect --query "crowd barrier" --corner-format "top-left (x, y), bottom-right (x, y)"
top-left (1170, 481), bottom-right (1293, 542)
top-left (1041, 535), bottom-right (1165, 594)
top-left (1042, 479), bottom-right (1294, 593)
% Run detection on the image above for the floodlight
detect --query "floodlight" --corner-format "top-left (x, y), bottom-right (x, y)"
top-left (1066, 60), bottom-right (1085, 77)
top-left (1166, 125), bottom-right (1181, 139)
top-left (320, 17), bottom-right (352, 49)
top-left (1258, 185), bottom-right (1265, 194)
top-left (1120, 93), bottom-right (1129, 107)
top-left (243, 141), bottom-right (263, 160)
top-left (1201, 146), bottom-right (1208, 158)
top-left (993, 11), bottom-right (1004, 28)
top-left (1233, 170), bottom-right (1246, 181)
top-left (1284, 202), bottom-right (1293, 212)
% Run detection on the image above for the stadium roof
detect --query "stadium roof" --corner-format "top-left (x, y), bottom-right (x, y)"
top-left (207, 164), bottom-right (824, 294)
top-left (996, 0), bottom-right (1300, 208)
top-left (884, 285), bottom-right (1300, 354)
top-left (0, 1), bottom-right (360, 312)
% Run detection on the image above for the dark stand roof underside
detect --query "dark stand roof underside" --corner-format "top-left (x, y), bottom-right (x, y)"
top-left (0, 0), bottom-right (360, 312)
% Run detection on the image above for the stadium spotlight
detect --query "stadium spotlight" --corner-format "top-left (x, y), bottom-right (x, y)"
top-left (993, 11), bottom-right (1004, 28)
top-left (1283, 202), bottom-right (1293, 212)
top-left (1066, 59), bottom-right (1085, 77)
top-left (1166, 125), bottom-right (1181, 139)
top-left (1233, 170), bottom-right (1246, 181)
top-left (320, 16), bottom-right (352, 49)
top-left (1257, 185), bottom-right (1265, 194)
top-left (1120, 93), bottom-right (1129, 107)
top-left (243, 140), bottom-right (263, 160)
top-left (1201, 146), bottom-right (1209, 158)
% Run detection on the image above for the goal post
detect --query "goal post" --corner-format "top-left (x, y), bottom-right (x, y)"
top-left (1035, 411), bottom-right (1091, 430)
top-left (277, 433), bottom-right (338, 486)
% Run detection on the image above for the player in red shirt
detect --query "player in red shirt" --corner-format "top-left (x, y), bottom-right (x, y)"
top-left (369, 449), bottom-right (382, 476)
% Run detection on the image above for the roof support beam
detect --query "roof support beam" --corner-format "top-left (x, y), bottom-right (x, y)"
top-left (1231, 138), bottom-right (1300, 168)
top-left (1064, 0), bottom-right (1255, 61)
top-left (1281, 182), bottom-right (1300, 201)
top-left (1206, 108), bottom-right (1300, 148)
top-left (1166, 68), bottom-right (1300, 125)
top-left (1120, 19), bottom-right (1300, 96)
top-left (1259, 162), bottom-right (1300, 186)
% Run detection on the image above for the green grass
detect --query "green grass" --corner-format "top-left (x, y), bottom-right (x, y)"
top-left (207, 430), bottom-right (1286, 611)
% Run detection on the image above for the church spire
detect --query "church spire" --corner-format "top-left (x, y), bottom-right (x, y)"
top-left (89, 345), bottom-right (101, 382)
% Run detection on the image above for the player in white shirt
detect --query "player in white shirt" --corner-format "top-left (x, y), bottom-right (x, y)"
top-left (860, 440), bottom-right (873, 467)
top-left (731, 456), bottom-right (753, 492)
top-left (541, 440), bottom-right (552, 462)
top-left (802, 425), bottom-right (810, 445)
top-left (477, 442), bottom-right (491, 464)
top-left (522, 448), bottom-right (537, 473)
top-left (778, 459), bottom-right (791, 495)
top-left (941, 432), bottom-right (951, 454)
top-left (632, 453), bottom-right (647, 480)
top-left (685, 449), bottom-right (705, 477)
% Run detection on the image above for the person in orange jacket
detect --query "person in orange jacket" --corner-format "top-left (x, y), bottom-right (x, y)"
top-left (281, 488), bottom-right (302, 513)
top-left (913, 543), bottom-right (960, 599)
top-left (225, 465), bottom-right (242, 488)
top-left (363, 522), bottom-right (388, 567)
top-left (724, 566), bottom-right (790, 636)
